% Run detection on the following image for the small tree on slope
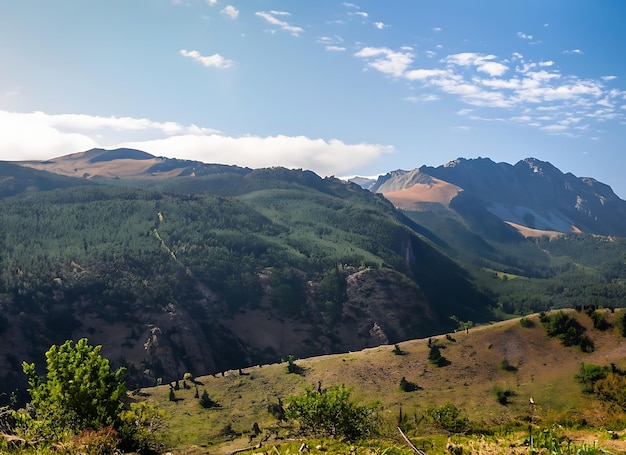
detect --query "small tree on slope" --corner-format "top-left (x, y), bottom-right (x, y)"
top-left (15, 338), bottom-right (126, 437)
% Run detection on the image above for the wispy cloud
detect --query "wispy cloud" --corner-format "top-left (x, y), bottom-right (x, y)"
top-left (326, 45), bottom-right (346, 52)
top-left (255, 11), bottom-right (304, 36)
top-left (353, 46), bottom-right (624, 136)
top-left (563, 49), bottom-right (583, 55)
top-left (0, 110), bottom-right (393, 176)
top-left (221, 5), bottom-right (238, 19)
top-left (517, 32), bottom-right (533, 40)
top-left (180, 49), bottom-right (235, 69)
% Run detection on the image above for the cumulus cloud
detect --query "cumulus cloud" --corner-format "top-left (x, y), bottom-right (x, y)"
top-left (221, 5), bottom-right (239, 19)
top-left (255, 11), bottom-right (304, 36)
top-left (0, 110), bottom-right (393, 176)
top-left (180, 49), bottom-right (235, 69)
top-left (206, 0), bottom-right (217, 5)
top-left (354, 46), bottom-right (413, 77)
top-left (374, 21), bottom-right (387, 30)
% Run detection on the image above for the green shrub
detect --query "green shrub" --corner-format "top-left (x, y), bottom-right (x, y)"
top-left (519, 316), bottom-right (534, 328)
top-left (492, 385), bottom-right (515, 405)
top-left (399, 377), bottom-right (419, 392)
top-left (14, 338), bottom-right (126, 439)
top-left (498, 357), bottom-right (517, 372)
top-left (199, 390), bottom-right (219, 409)
top-left (576, 363), bottom-right (609, 393)
top-left (424, 402), bottom-right (468, 433)
top-left (540, 311), bottom-right (594, 352)
top-left (286, 385), bottom-right (379, 440)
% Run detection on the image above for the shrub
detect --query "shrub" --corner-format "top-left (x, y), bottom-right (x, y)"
top-left (589, 310), bottom-right (611, 331)
top-left (519, 316), bottom-right (534, 328)
top-left (14, 338), bottom-right (126, 439)
top-left (493, 385), bottom-right (515, 405)
top-left (575, 363), bottom-right (609, 393)
top-left (199, 390), bottom-right (219, 409)
top-left (620, 311), bottom-right (626, 337)
top-left (540, 311), bottom-right (594, 352)
top-left (399, 377), bottom-right (419, 392)
top-left (498, 357), bottom-right (517, 372)
top-left (428, 344), bottom-right (449, 367)
top-left (286, 385), bottom-right (379, 440)
top-left (287, 355), bottom-right (304, 374)
top-left (424, 402), bottom-right (468, 433)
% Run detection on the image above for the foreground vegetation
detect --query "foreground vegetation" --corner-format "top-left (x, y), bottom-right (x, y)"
top-left (3, 310), bottom-right (626, 454)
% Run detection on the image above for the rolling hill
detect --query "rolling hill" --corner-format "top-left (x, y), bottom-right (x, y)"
top-left (134, 309), bottom-right (626, 454)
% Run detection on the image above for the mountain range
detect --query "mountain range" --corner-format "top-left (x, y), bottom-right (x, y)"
top-left (2, 148), bottom-right (626, 403)
top-left (356, 157), bottom-right (626, 237)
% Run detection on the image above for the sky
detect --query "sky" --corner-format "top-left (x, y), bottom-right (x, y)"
top-left (2, 1), bottom-right (626, 196)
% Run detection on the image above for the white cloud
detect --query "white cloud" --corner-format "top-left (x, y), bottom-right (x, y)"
top-left (206, 0), bottom-right (217, 5)
top-left (354, 46), bottom-right (413, 77)
top-left (118, 135), bottom-right (393, 176)
top-left (353, 45), bottom-right (623, 136)
top-left (180, 49), bottom-right (235, 69)
top-left (404, 94), bottom-right (439, 103)
top-left (255, 11), bottom-right (304, 36)
top-left (563, 49), bottom-right (583, 55)
top-left (353, 11), bottom-right (368, 18)
top-left (602, 75), bottom-right (618, 81)
top-left (433, 27), bottom-right (442, 32)
top-left (517, 32), bottom-right (533, 40)
top-left (326, 45), bottom-right (346, 52)
top-left (477, 61), bottom-right (509, 77)
top-left (221, 5), bottom-right (239, 19)
top-left (0, 110), bottom-right (393, 176)
top-left (374, 22), bottom-right (386, 30)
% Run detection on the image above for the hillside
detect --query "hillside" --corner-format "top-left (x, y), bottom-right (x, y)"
top-left (133, 310), bottom-right (626, 454)
top-left (0, 161), bottom-right (494, 405)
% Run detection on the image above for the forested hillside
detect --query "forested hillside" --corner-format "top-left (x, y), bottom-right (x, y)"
top-left (0, 165), bottom-right (494, 403)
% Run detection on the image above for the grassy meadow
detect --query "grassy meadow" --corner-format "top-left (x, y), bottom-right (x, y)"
top-left (129, 310), bottom-right (626, 454)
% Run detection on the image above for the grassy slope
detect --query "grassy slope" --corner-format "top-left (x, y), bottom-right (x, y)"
top-left (135, 310), bottom-right (626, 454)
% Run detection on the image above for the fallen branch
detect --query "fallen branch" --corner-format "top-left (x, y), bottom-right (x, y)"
top-left (397, 427), bottom-right (427, 455)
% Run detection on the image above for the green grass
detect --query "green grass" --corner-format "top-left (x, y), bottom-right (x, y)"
top-left (124, 311), bottom-right (626, 454)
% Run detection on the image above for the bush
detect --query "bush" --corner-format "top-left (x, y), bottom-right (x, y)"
top-left (428, 344), bottom-right (449, 367)
top-left (286, 385), bottom-right (379, 440)
top-left (493, 385), bottom-right (515, 405)
top-left (519, 316), bottom-right (534, 328)
top-left (498, 357), bottom-right (517, 372)
top-left (424, 402), bottom-right (468, 433)
top-left (399, 377), bottom-right (419, 392)
top-left (286, 355), bottom-right (304, 374)
top-left (14, 338), bottom-right (126, 439)
top-left (199, 390), bottom-right (219, 409)
top-left (540, 311), bottom-right (594, 352)
top-left (575, 363), bottom-right (609, 393)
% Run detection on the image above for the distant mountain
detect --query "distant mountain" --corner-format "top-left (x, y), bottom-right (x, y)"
top-left (359, 157), bottom-right (626, 237)
top-left (18, 147), bottom-right (250, 180)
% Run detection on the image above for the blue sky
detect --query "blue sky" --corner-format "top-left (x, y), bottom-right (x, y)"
top-left (2, 1), bottom-right (626, 196)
